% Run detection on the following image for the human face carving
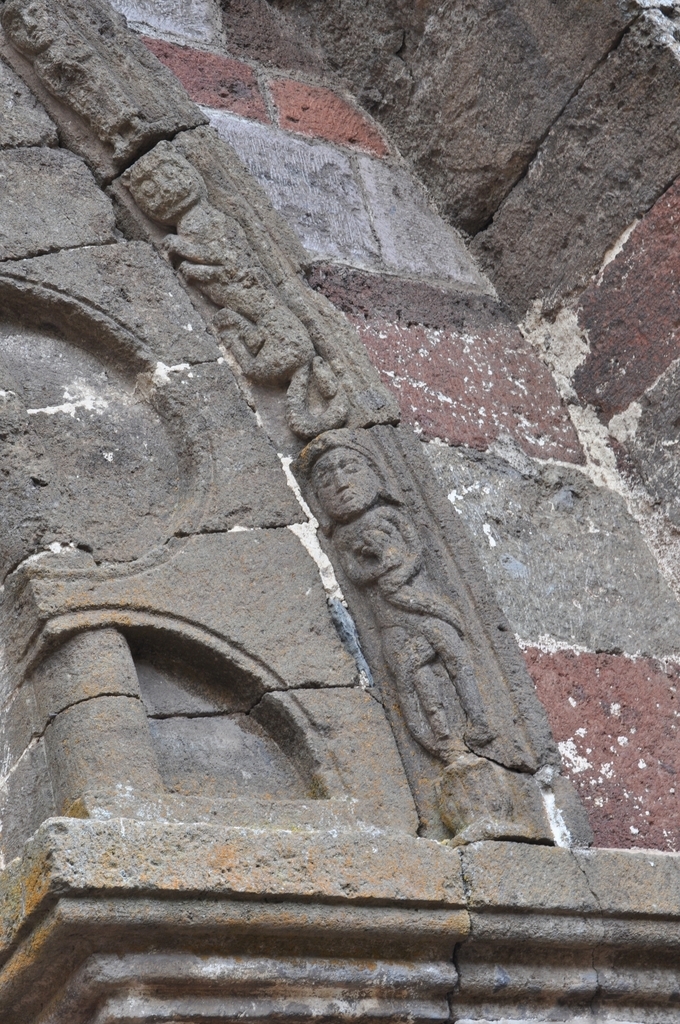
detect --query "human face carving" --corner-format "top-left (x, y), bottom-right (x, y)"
top-left (128, 151), bottom-right (204, 226)
top-left (2, 0), bottom-right (54, 55)
top-left (312, 448), bottom-right (381, 523)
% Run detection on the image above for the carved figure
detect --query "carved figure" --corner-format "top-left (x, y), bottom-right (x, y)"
top-left (303, 433), bottom-right (494, 761)
top-left (2, 0), bottom-right (145, 160)
top-left (125, 143), bottom-right (349, 438)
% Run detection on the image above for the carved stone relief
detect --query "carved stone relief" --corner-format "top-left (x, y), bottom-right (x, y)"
top-left (116, 132), bottom-right (398, 442)
top-left (294, 426), bottom-right (586, 843)
top-left (0, 0), bottom-right (206, 180)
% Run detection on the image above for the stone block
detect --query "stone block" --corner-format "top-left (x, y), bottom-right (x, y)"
top-left (471, 10), bottom-right (680, 315)
top-left (10, 530), bottom-right (357, 696)
top-left (109, 0), bottom-right (223, 43)
top-left (253, 688), bottom-right (419, 834)
top-left (0, 241), bottom-right (220, 366)
top-left (0, 0), bottom-right (208, 181)
top-left (575, 846), bottom-right (680, 917)
top-left (274, 0), bottom-right (635, 234)
top-left (221, 0), bottom-right (325, 74)
top-left (425, 440), bottom-right (680, 658)
top-left (0, 683), bottom-right (38, 779)
top-left (203, 109), bottom-right (382, 267)
top-left (526, 648), bottom-right (680, 852)
top-left (15, 817), bottom-right (468, 910)
top-left (0, 55), bottom-right (56, 149)
top-left (0, 738), bottom-right (54, 864)
top-left (575, 178), bottom-right (680, 420)
top-left (616, 358), bottom-right (680, 530)
top-left (461, 840), bottom-right (598, 913)
top-left (356, 156), bottom-right (492, 289)
top-left (354, 315), bottom-right (582, 462)
top-left (143, 38), bottom-right (270, 122)
top-left (0, 148), bottom-right (115, 261)
top-left (30, 629), bottom-right (140, 725)
top-left (44, 694), bottom-right (164, 813)
top-left (270, 79), bottom-right (388, 156)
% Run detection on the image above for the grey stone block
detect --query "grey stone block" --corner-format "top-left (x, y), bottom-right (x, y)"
top-left (0, 737), bottom-right (54, 864)
top-left (461, 841), bottom-right (598, 913)
top-left (0, 684), bottom-right (37, 779)
top-left (575, 846), bottom-right (680, 917)
top-left (0, 147), bottom-right (115, 261)
top-left (425, 439), bottom-right (680, 657)
top-left (204, 109), bottom-right (382, 268)
top-left (0, 55), bottom-right (56, 149)
top-left (0, 241), bottom-right (220, 365)
top-left (109, 0), bottom-right (223, 43)
top-left (626, 359), bottom-right (680, 530)
top-left (471, 9), bottom-right (680, 315)
top-left (148, 713), bottom-right (309, 800)
top-left (355, 155), bottom-right (492, 291)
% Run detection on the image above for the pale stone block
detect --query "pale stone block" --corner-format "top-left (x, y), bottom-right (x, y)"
top-left (109, 0), bottom-right (223, 43)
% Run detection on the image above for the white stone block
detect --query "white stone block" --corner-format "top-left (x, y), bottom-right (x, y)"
top-left (109, 0), bottom-right (222, 44)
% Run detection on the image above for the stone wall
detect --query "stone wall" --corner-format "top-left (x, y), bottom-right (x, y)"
top-left (94, 0), bottom-right (680, 853)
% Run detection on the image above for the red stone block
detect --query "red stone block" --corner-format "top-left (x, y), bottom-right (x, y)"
top-left (575, 176), bottom-right (680, 419)
top-left (269, 79), bottom-right (388, 156)
top-left (352, 315), bottom-right (583, 462)
top-left (142, 38), bottom-right (270, 122)
top-left (525, 648), bottom-right (680, 851)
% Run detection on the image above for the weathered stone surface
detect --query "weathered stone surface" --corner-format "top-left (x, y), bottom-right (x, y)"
top-left (11, 817), bottom-right (468, 910)
top-left (7, 530), bottom-right (357, 696)
top-left (143, 37), bottom-right (270, 122)
top-left (575, 845), bottom-right (680, 916)
top-left (0, 241), bottom-right (220, 365)
top-left (45, 694), bottom-right (164, 813)
top-left (221, 0), bottom-right (326, 73)
top-left (575, 178), bottom-right (680, 420)
top-left (426, 440), bottom-right (680, 658)
top-left (353, 316), bottom-right (583, 462)
top-left (0, 0), bottom-right (207, 181)
top-left (461, 841), bottom-right (598, 913)
top-left (270, 79), bottom-right (388, 156)
top-left (0, 738), bottom-right (54, 865)
top-left (617, 357), bottom-right (680, 530)
top-left (273, 0), bottom-right (636, 233)
top-left (204, 110), bottom-right (382, 267)
top-left (527, 648), bottom-right (680, 851)
top-left (472, 10), bottom-right (680, 315)
top-left (30, 628), bottom-right (140, 724)
top-left (0, 147), bottom-right (115, 261)
top-left (0, 54), bottom-right (56, 148)
top-left (295, 425), bottom-right (560, 841)
top-left (254, 688), bottom-right (419, 834)
top-left (148, 713), bottom-right (310, 800)
top-left (356, 156), bottom-right (491, 288)
top-left (111, 0), bottom-right (223, 43)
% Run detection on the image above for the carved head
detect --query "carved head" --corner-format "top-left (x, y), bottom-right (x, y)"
top-left (311, 447), bottom-right (381, 524)
top-left (1, 0), bottom-right (55, 55)
top-left (127, 142), bottom-right (206, 226)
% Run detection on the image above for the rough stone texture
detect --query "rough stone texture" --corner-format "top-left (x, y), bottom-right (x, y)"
top-left (0, 55), bottom-right (56, 149)
top-left (0, 0), bottom-right (208, 181)
top-left (356, 156), bottom-right (491, 288)
top-left (203, 109), bottom-right (382, 267)
top-left (622, 357), bottom-right (680, 530)
top-left (575, 178), bottom-right (680, 420)
top-left (272, 0), bottom-right (636, 234)
top-left (527, 648), bottom-right (680, 851)
top-left (576, 844), bottom-right (680, 916)
top-left (269, 79), bottom-right (388, 156)
top-left (425, 440), bottom-right (680, 658)
top-left (253, 688), bottom-right (419, 834)
top-left (110, 0), bottom-right (223, 43)
top-left (143, 37), bottom-right (270, 122)
top-left (0, 738), bottom-right (54, 866)
top-left (0, 241), bottom-right (220, 365)
top-left (220, 0), bottom-right (326, 73)
top-left (7, 530), bottom-right (357, 696)
top-left (354, 314), bottom-right (582, 462)
top-left (0, 147), bottom-right (115, 261)
top-left (471, 10), bottom-right (680, 316)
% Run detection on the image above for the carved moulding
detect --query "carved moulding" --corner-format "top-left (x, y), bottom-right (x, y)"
top-left (0, 0), bottom-right (207, 182)
top-left (115, 129), bottom-right (399, 443)
top-left (294, 425), bottom-right (591, 845)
